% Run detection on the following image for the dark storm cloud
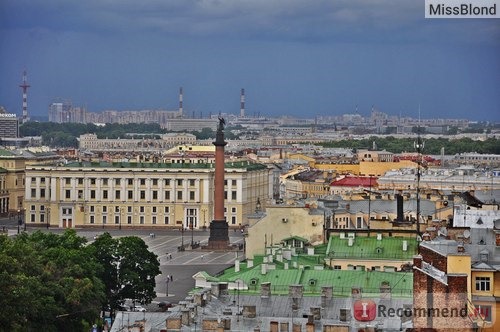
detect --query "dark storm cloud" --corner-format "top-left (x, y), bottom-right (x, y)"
top-left (0, 0), bottom-right (499, 120)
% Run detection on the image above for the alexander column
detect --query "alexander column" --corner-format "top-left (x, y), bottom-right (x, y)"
top-left (206, 116), bottom-right (230, 249)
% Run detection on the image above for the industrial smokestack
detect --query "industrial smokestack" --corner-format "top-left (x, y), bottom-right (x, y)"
top-left (395, 194), bottom-right (404, 222)
top-left (179, 87), bottom-right (183, 117)
top-left (240, 88), bottom-right (245, 117)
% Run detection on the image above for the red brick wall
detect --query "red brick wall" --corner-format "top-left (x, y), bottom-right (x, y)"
top-left (419, 245), bottom-right (447, 273)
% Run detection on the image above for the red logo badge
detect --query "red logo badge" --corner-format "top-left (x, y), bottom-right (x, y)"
top-left (353, 299), bottom-right (376, 321)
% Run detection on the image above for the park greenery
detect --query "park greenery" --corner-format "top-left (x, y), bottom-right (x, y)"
top-left (19, 122), bottom-right (500, 154)
top-left (319, 136), bottom-right (500, 155)
top-left (0, 230), bottom-right (160, 331)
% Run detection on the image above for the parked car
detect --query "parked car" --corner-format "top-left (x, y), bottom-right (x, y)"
top-left (158, 301), bottom-right (173, 311)
top-left (133, 305), bottom-right (146, 312)
top-left (118, 305), bottom-right (130, 312)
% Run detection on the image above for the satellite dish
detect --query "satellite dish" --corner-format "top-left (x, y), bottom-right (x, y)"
top-left (463, 230), bottom-right (471, 239)
top-left (191, 311), bottom-right (195, 318)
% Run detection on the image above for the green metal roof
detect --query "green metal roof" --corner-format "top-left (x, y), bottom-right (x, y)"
top-left (326, 235), bottom-right (417, 260)
top-left (0, 149), bottom-right (15, 157)
top-left (206, 263), bottom-right (412, 297)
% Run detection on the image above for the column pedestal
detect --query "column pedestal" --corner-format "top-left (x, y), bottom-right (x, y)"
top-left (206, 219), bottom-right (230, 249)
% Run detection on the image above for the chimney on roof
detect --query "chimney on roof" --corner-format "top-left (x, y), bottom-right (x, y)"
top-left (321, 286), bottom-right (333, 307)
top-left (261, 282), bottom-right (271, 298)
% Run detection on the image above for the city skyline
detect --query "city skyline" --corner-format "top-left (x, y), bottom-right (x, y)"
top-left (0, 1), bottom-right (499, 121)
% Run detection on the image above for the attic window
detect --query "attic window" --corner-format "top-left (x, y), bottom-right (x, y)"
top-left (476, 217), bottom-right (483, 225)
top-left (375, 247), bottom-right (383, 254)
top-left (308, 279), bottom-right (317, 286)
top-left (250, 278), bottom-right (259, 285)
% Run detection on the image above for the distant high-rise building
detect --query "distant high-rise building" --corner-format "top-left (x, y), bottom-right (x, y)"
top-left (48, 100), bottom-right (72, 123)
top-left (0, 110), bottom-right (20, 138)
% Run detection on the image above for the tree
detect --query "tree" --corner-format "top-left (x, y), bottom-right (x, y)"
top-left (90, 233), bottom-right (161, 312)
top-left (0, 230), bottom-right (105, 331)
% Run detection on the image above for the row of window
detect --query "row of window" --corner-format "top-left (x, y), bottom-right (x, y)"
top-left (30, 205), bottom-right (238, 214)
top-left (30, 188), bottom-right (239, 201)
top-left (29, 213), bottom-right (240, 226)
top-left (32, 177), bottom-right (239, 187)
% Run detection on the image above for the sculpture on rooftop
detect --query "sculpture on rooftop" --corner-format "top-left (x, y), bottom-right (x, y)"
top-left (217, 116), bottom-right (226, 132)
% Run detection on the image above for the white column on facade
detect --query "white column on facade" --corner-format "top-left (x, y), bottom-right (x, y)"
top-left (195, 179), bottom-right (200, 202)
top-left (52, 178), bottom-right (57, 201)
top-left (236, 178), bottom-right (242, 203)
top-left (71, 177), bottom-right (76, 201)
top-left (183, 178), bottom-right (188, 202)
top-left (159, 178), bottom-right (164, 201)
top-left (226, 178), bottom-right (232, 203)
top-left (134, 177), bottom-right (139, 202)
top-left (122, 179), bottom-right (126, 202)
top-left (96, 178), bottom-right (101, 201)
top-left (203, 178), bottom-right (210, 203)
top-left (25, 177), bottom-right (32, 200)
top-left (146, 178), bottom-right (151, 201)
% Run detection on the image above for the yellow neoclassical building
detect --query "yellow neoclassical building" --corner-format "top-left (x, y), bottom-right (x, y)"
top-left (24, 159), bottom-right (270, 230)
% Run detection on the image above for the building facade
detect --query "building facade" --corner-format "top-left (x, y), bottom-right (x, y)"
top-left (0, 113), bottom-right (19, 138)
top-left (24, 160), bottom-right (270, 230)
top-left (79, 133), bottom-right (197, 152)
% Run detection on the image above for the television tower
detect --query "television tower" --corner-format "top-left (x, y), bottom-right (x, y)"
top-left (19, 70), bottom-right (30, 123)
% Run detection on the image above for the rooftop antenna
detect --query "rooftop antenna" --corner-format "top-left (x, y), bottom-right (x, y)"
top-left (414, 104), bottom-right (424, 241)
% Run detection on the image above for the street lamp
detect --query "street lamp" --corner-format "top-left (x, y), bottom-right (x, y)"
top-left (190, 221), bottom-right (194, 247)
top-left (180, 226), bottom-right (184, 250)
top-left (166, 278), bottom-right (170, 297)
top-left (46, 207), bottom-right (50, 229)
top-left (17, 209), bottom-right (21, 234)
top-left (201, 208), bottom-right (207, 230)
top-left (120, 204), bottom-right (124, 230)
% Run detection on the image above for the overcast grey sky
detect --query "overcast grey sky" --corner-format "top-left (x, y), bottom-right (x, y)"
top-left (1, 0), bottom-right (499, 121)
